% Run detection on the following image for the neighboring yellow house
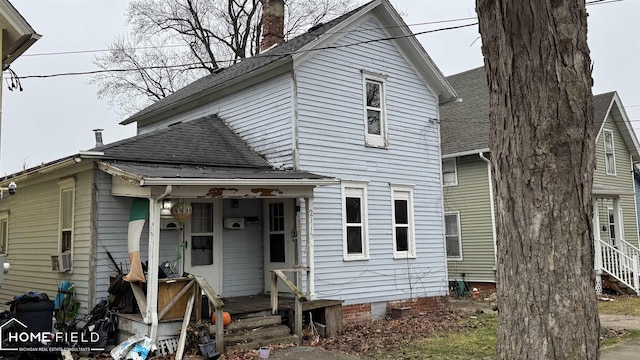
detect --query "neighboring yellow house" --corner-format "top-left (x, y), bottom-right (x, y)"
top-left (440, 67), bottom-right (640, 295)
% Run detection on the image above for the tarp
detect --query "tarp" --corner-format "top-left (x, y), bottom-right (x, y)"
top-left (123, 198), bottom-right (149, 283)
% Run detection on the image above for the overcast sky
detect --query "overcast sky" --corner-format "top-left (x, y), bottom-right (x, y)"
top-left (2, 0), bottom-right (638, 175)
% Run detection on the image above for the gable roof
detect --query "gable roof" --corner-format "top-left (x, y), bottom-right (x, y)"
top-left (95, 115), bottom-right (270, 168)
top-left (440, 66), bottom-right (640, 161)
top-left (121, 0), bottom-right (456, 125)
top-left (0, 0), bottom-right (40, 66)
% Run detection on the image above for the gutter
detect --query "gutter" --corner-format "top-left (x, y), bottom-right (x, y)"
top-left (139, 178), bottom-right (339, 187)
top-left (478, 152), bottom-right (498, 272)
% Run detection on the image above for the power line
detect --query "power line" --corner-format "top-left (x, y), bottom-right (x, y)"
top-left (12, 22), bottom-right (478, 80)
top-left (20, 17), bottom-right (480, 59)
top-left (4, 0), bottom-right (622, 81)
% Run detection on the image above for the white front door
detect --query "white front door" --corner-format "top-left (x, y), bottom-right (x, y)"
top-left (184, 200), bottom-right (223, 293)
top-left (263, 199), bottom-right (296, 293)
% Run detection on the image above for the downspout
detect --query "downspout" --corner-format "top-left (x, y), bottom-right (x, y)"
top-left (148, 185), bottom-right (172, 342)
top-left (478, 153), bottom-right (498, 273)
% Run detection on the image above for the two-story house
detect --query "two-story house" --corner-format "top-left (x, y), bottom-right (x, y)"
top-left (441, 66), bottom-right (640, 295)
top-left (0, 0), bottom-right (457, 347)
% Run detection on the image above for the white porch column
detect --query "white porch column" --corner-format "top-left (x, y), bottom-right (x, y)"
top-left (304, 197), bottom-right (316, 300)
top-left (147, 198), bottom-right (161, 340)
top-left (612, 197), bottom-right (622, 246)
top-left (593, 199), bottom-right (603, 294)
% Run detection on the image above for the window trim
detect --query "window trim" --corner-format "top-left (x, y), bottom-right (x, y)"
top-left (58, 178), bottom-right (75, 256)
top-left (362, 70), bottom-right (388, 148)
top-left (391, 184), bottom-right (416, 259)
top-left (607, 207), bottom-right (624, 245)
top-left (341, 180), bottom-right (370, 261)
top-left (0, 212), bottom-right (8, 256)
top-left (445, 211), bottom-right (462, 261)
top-left (603, 129), bottom-right (616, 175)
top-left (442, 158), bottom-right (458, 186)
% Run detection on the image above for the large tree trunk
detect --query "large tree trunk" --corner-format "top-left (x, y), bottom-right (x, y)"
top-left (476, 1), bottom-right (599, 359)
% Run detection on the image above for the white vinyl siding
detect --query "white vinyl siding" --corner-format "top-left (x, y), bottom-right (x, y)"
top-left (442, 158), bottom-right (458, 186)
top-left (391, 184), bottom-right (415, 259)
top-left (445, 212), bottom-right (462, 260)
top-left (342, 181), bottom-right (369, 261)
top-left (604, 129), bottom-right (616, 175)
top-left (295, 16), bottom-right (447, 305)
top-left (362, 71), bottom-right (387, 148)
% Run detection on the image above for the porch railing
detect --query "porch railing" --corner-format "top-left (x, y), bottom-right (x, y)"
top-left (271, 269), bottom-right (308, 338)
top-left (619, 238), bottom-right (640, 273)
top-left (599, 239), bottom-right (640, 295)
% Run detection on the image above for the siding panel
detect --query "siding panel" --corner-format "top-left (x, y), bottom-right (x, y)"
top-left (295, 17), bottom-right (447, 305)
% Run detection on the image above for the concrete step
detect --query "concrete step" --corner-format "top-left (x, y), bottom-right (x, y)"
top-left (223, 315), bottom-right (282, 333)
top-left (226, 334), bottom-right (300, 352)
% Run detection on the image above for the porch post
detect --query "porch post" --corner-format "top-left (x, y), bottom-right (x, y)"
top-left (612, 197), bottom-right (622, 246)
top-left (305, 197), bottom-right (316, 300)
top-left (593, 199), bottom-right (602, 295)
top-left (147, 198), bottom-right (161, 340)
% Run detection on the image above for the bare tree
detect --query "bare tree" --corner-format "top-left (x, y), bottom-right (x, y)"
top-left (476, 0), bottom-right (598, 359)
top-left (90, 0), bottom-right (355, 116)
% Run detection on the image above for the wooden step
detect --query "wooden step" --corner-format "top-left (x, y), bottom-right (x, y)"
top-left (224, 315), bottom-right (282, 333)
top-left (224, 324), bottom-right (292, 345)
top-left (226, 334), bottom-right (299, 352)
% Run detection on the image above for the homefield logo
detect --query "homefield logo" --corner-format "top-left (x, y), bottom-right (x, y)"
top-left (0, 318), bottom-right (105, 352)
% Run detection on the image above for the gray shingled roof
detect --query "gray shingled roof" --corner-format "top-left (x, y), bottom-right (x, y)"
top-left (121, 2), bottom-right (371, 125)
top-left (94, 115), bottom-right (270, 168)
top-left (440, 66), bottom-right (616, 156)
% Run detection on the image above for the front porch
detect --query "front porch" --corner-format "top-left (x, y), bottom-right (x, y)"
top-left (593, 185), bottom-right (640, 296)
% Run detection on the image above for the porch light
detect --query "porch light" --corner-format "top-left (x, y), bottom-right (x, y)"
top-left (161, 199), bottom-right (172, 217)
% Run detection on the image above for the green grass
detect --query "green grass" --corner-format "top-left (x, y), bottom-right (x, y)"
top-left (601, 329), bottom-right (640, 348)
top-left (383, 314), bottom-right (498, 360)
top-left (598, 296), bottom-right (640, 316)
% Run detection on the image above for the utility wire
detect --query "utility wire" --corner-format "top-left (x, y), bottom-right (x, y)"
top-left (13, 22), bottom-right (478, 80)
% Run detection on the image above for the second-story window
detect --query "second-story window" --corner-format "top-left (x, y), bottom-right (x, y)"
top-left (442, 158), bottom-right (458, 186)
top-left (604, 129), bottom-right (616, 175)
top-left (362, 71), bottom-right (388, 148)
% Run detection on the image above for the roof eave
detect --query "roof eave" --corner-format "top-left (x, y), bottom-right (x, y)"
top-left (139, 177), bottom-right (339, 187)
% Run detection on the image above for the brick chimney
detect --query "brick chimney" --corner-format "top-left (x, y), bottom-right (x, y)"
top-left (260, 0), bottom-right (285, 52)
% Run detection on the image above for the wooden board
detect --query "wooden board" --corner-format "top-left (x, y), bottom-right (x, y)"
top-left (158, 278), bottom-right (193, 320)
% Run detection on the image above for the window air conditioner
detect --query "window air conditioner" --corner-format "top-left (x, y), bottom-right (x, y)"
top-left (51, 253), bottom-right (72, 272)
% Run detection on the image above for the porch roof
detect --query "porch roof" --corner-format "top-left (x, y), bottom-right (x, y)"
top-left (592, 184), bottom-right (635, 198)
top-left (99, 160), bottom-right (337, 187)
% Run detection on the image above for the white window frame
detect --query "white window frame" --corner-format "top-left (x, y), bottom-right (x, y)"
top-left (391, 184), bottom-right (416, 259)
top-left (0, 212), bottom-right (8, 255)
top-left (58, 178), bottom-right (75, 255)
top-left (362, 70), bottom-right (388, 148)
top-left (442, 158), bottom-right (458, 186)
top-left (342, 181), bottom-right (369, 261)
top-left (604, 129), bottom-right (616, 175)
top-left (445, 211), bottom-right (462, 260)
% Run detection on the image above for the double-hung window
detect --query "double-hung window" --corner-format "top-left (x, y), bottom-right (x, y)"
top-left (342, 181), bottom-right (369, 260)
top-left (391, 185), bottom-right (415, 258)
top-left (445, 212), bottom-right (462, 260)
top-left (58, 178), bottom-right (75, 254)
top-left (604, 130), bottom-right (616, 175)
top-left (442, 158), bottom-right (458, 186)
top-left (0, 212), bottom-right (8, 255)
top-left (362, 71), bottom-right (388, 148)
